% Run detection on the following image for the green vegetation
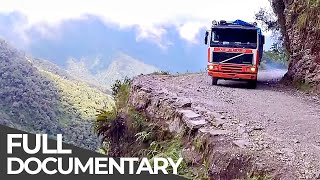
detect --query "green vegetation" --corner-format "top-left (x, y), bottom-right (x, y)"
top-left (262, 44), bottom-right (289, 65)
top-left (255, 7), bottom-right (289, 67)
top-left (40, 70), bottom-right (113, 119)
top-left (94, 78), bottom-right (211, 179)
top-left (192, 135), bottom-right (205, 151)
top-left (297, 12), bottom-right (308, 31)
top-left (296, 0), bottom-right (320, 31)
top-left (248, 174), bottom-right (272, 180)
top-left (111, 78), bottom-right (131, 109)
top-left (0, 40), bottom-right (113, 150)
top-left (151, 71), bottom-right (171, 75)
top-left (147, 138), bottom-right (192, 177)
top-left (293, 80), bottom-right (313, 91)
top-left (94, 78), bottom-right (131, 156)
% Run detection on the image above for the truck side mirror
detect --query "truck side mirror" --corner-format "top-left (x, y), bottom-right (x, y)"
top-left (205, 31), bottom-right (209, 45)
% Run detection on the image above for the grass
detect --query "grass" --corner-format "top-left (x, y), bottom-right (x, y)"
top-left (135, 131), bottom-right (152, 142)
top-left (145, 138), bottom-right (194, 178)
top-left (294, 80), bottom-right (313, 91)
top-left (151, 71), bottom-right (170, 75)
top-left (128, 107), bottom-right (148, 131)
top-left (193, 135), bottom-right (205, 151)
top-left (111, 78), bottom-right (131, 110)
top-left (248, 174), bottom-right (272, 180)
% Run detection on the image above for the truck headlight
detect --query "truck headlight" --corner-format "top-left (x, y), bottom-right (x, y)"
top-left (246, 66), bottom-right (257, 73)
top-left (208, 65), bottom-right (218, 71)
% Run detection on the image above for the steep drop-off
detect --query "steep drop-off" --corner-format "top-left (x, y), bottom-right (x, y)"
top-left (0, 40), bottom-right (113, 150)
top-left (272, 0), bottom-right (320, 90)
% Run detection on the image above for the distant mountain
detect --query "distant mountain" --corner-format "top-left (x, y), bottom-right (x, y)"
top-left (67, 52), bottom-right (160, 89)
top-left (97, 53), bottom-right (160, 87)
top-left (0, 39), bottom-right (114, 150)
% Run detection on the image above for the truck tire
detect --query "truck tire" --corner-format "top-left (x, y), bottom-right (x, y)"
top-left (211, 77), bottom-right (218, 85)
top-left (248, 80), bottom-right (257, 89)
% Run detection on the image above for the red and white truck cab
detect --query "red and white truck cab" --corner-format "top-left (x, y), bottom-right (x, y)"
top-left (205, 20), bottom-right (265, 88)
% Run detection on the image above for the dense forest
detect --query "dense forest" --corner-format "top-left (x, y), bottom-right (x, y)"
top-left (0, 39), bottom-right (114, 150)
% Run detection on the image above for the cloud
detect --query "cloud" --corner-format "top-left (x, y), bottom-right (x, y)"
top-left (0, 0), bottom-right (271, 47)
top-left (178, 22), bottom-right (208, 44)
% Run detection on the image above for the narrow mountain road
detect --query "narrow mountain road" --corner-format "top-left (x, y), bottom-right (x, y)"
top-left (136, 70), bottom-right (320, 179)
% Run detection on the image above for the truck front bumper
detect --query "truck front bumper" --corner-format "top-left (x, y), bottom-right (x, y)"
top-left (208, 71), bottom-right (257, 80)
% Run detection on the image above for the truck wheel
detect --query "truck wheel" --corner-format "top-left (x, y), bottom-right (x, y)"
top-left (212, 77), bottom-right (218, 85)
top-left (248, 80), bottom-right (257, 89)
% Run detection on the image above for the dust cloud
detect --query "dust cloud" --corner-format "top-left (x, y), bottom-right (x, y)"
top-left (258, 62), bottom-right (288, 82)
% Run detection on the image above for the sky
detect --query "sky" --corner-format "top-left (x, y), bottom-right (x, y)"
top-left (0, 0), bottom-right (272, 47)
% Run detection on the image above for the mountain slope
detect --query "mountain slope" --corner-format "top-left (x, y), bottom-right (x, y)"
top-left (67, 52), bottom-right (160, 89)
top-left (97, 53), bottom-right (160, 87)
top-left (0, 39), bottom-right (113, 150)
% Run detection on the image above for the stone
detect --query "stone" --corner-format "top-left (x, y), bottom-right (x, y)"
top-left (233, 139), bottom-right (250, 148)
top-left (179, 110), bottom-right (201, 119)
top-left (182, 148), bottom-right (201, 165)
top-left (177, 98), bottom-right (192, 108)
top-left (209, 130), bottom-right (231, 136)
top-left (158, 89), bottom-right (169, 95)
top-left (141, 87), bottom-right (152, 93)
top-left (199, 128), bottom-right (231, 136)
top-left (214, 118), bottom-right (225, 127)
top-left (168, 119), bottom-right (184, 134)
top-left (187, 119), bottom-right (207, 129)
top-left (293, 139), bottom-right (300, 144)
top-left (253, 126), bottom-right (264, 131)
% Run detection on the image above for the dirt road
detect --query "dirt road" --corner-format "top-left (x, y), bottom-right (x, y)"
top-left (135, 69), bottom-right (320, 179)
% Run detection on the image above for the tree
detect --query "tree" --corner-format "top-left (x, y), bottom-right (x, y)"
top-left (255, 8), bottom-right (279, 32)
top-left (255, 7), bottom-right (289, 63)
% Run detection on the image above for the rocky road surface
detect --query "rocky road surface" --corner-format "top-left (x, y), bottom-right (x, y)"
top-left (134, 69), bottom-right (320, 179)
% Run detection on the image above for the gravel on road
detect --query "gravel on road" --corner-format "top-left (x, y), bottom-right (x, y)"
top-left (136, 69), bottom-right (320, 179)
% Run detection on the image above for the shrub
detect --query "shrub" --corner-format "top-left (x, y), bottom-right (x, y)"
top-left (151, 71), bottom-right (170, 75)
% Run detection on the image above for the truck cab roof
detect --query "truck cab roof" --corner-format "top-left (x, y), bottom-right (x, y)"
top-left (212, 25), bottom-right (258, 30)
top-left (211, 19), bottom-right (262, 34)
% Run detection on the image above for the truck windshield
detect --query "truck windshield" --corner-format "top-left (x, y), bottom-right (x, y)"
top-left (211, 28), bottom-right (257, 48)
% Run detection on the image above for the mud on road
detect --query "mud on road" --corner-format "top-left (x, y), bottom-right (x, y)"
top-left (132, 69), bottom-right (320, 179)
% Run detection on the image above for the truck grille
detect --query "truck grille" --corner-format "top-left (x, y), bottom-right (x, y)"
top-left (212, 52), bottom-right (253, 65)
top-left (220, 64), bottom-right (243, 73)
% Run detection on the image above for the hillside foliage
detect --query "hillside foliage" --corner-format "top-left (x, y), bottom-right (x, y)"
top-left (0, 40), bottom-right (113, 150)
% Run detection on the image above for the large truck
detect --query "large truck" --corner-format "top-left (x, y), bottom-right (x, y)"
top-left (205, 20), bottom-right (265, 88)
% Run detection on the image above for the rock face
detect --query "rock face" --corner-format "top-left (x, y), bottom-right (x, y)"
top-left (272, 0), bottom-right (320, 90)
